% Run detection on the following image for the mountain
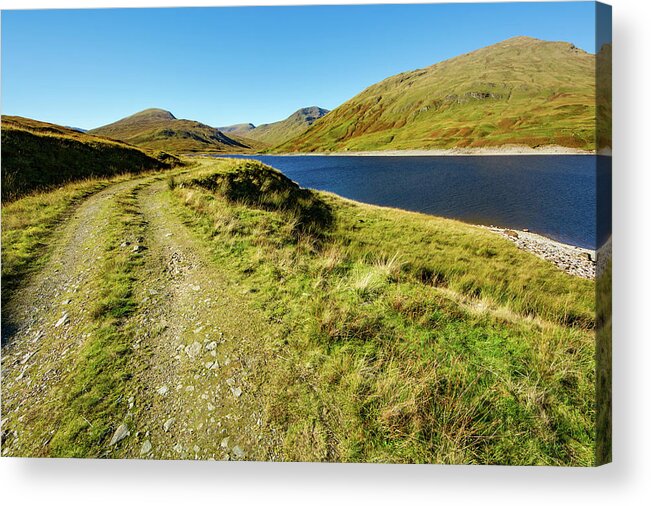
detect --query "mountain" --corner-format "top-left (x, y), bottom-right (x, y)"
top-left (223, 107), bottom-right (329, 147)
top-left (219, 123), bottom-right (256, 136)
top-left (1, 115), bottom-right (178, 200)
top-left (89, 108), bottom-right (251, 153)
top-left (275, 37), bottom-right (596, 153)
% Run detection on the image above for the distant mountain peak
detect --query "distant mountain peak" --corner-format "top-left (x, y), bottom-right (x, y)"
top-left (129, 108), bottom-right (177, 121)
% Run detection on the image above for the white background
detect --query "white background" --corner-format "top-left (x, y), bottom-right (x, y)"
top-left (1, 0), bottom-right (649, 504)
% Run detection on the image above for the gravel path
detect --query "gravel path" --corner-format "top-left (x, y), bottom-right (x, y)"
top-left (110, 179), bottom-right (280, 460)
top-left (1, 179), bottom-right (145, 456)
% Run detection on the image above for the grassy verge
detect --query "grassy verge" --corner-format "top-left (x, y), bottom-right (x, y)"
top-left (170, 158), bottom-right (597, 465)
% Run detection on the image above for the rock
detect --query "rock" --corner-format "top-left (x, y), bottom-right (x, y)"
top-left (109, 424), bottom-right (130, 446)
top-left (220, 436), bottom-right (230, 449)
top-left (206, 341), bottom-right (217, 351)
top-left (54, 313), bottom-right (69, 328)
top-left (232, 446), bottom-right (246, 459)
top-left (157, 386), bottom-right (169, 396)
top-left (522, 228), bottom-right (530, 232)
top-left (128, 396), bottom-right (135, 409)
top-left (231, 387), bottom-right (242, 398)
top-left (189, 284), bottom-right (201, 292)
top-left (120, 241), bottom-right (131, 248)
top-left (62, 299), bottom-right (71, 305)
top-left (579, 252), bottom-right (593, 262)
top-left (140, 440), bottom-right (152, 455)
top-left (185, 341), bottom-right (202, 359)
top-left (163, 418), bottom-right (175, 432)
top-left (132, 245), bottom-right (146, 253)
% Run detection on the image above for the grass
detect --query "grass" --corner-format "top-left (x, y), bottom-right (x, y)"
top-left (275, 37), bottom-right (598, 153)
top-left (169, 157), bottom-right (597, 464)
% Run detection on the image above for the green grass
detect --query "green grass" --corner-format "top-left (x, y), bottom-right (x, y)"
top-left (275, 37), bottom-right (598, 153)
top-left (1, 115), bottom-right (178, 200)
top-left (169, 158), bottom-right (597, 464)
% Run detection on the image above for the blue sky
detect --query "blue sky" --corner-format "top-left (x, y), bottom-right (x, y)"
top-left (1, 2), bottom-right (601, 129)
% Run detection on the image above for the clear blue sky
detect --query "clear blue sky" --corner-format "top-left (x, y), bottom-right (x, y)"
top-left (1, 2), bottom-right (600, 129)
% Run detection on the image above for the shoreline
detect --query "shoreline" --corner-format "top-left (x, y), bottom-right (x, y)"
top-left (478, 225), bottom-right (596, 279)
top-left (261, 144), bottom-right (596, 157)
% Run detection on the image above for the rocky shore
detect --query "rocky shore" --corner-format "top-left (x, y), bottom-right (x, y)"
top-left (271, 144), bottom-right (594, 157)
top-left (481, 226), bottom-right (597, 279)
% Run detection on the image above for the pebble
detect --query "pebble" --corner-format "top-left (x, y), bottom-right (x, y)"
top-left (185, 341), bottom-right (202, 359)
top-left (109, 424), bottom-right (130, 446)
top-left (163, 418), bottom-right (175, 432)
top-left (157, 386), bottom-right (169, 396)
top-left (140, 440), bottom-right (152, 455)
top-left (231, 387), bottom-right (242, 398)
top-left (206, 341), bottom-right (217, 350)
top-left (220, 436), bottom-right (230, 449)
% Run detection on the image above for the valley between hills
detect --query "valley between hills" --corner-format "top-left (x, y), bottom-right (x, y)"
top-left (1, 35), bottom-right (611, 464)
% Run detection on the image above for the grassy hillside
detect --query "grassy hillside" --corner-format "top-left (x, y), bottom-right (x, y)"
top-left (1, 115), bottom-right (177, 200)
top-left (219, 122), bottom-right (256, 136)
top-left (89, 108), bottom-right (252, 154)
top-left (222, 107), bottom-right (329, 147)
top-left (276, 37), bottom-right (597, 152)
top-left (169, 158), bottom-right (597, 464)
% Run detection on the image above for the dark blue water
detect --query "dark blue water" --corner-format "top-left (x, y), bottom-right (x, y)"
top-left (218, 155), bottom-right (611, 249)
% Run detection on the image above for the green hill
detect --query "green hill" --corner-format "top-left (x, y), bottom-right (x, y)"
top-left (219, 122), bottom-right (256, 137)
top-left (88, 108), bottom-right (252, 154)
top-left (276, 37), bottom-right (597, 152)
top-left (1, 115), bottom-right (178, 200)
top-left (222, 107), bottom-right (329, 147)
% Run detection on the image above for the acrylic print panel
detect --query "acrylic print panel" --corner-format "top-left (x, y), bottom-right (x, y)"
top-left (0, 2), bottom-right (611, 465)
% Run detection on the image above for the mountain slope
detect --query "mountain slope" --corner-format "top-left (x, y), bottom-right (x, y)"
top-left (1, 115), bottom-right (177, 200)
top-left (219, 123), bottom-right (256, 137)
top-left (223, 107), bottom-right (329, 147)
top-left (89, 108), bottom-right (251, 153)
top-left (276, 37), bottom-right (596, 152)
